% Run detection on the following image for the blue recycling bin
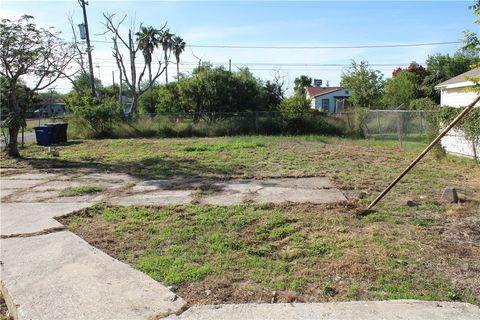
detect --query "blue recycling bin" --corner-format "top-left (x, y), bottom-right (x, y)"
top-left (33, 126), bottom-right (53, 146)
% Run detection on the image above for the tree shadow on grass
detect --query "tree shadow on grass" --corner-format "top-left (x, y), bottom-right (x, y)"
top-left (18, 155), bottom-right (239, 181)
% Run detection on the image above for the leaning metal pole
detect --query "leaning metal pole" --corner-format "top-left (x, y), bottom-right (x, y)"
top-left (366, 94), bottom-right (480, 211)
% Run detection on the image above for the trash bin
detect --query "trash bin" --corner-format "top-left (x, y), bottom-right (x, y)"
top-left (33, 126), bottom-right (53, 146)
top-left (58, 122), bottom-right (68, 143)
top-left (45, 122), bottom-right (68, 143)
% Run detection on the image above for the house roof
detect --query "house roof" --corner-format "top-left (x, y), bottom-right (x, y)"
top-left (435, 67), bottom-right (480, 89)
top-left (306, 86), bottom-right (343, 97)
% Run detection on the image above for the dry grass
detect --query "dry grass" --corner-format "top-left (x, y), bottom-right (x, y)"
top-left (4, 135), bottom-right (479, 305)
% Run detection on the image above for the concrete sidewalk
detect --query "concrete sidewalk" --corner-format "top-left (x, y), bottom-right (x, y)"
top-left (166, 301), bottom-right (480, 320)
top-left (1, 169), bottom-right (479, 319)
top-left (0, 170), bottom-right (186, 320)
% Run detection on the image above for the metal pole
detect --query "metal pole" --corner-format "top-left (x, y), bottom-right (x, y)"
top-left (366, 95), bottom-right (480, 211)
top-left (79, 0), bottom-right (96, 96)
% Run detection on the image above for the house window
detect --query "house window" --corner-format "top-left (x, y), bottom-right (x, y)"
top-left (322, 99), bottom-right (330, 112)
top-left (345, 90), bottom-right (349, 94)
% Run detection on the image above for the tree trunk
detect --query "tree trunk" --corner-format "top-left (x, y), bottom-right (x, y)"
top-left (8, 126), bottom-right (20, 157)
top-left (7, 81), bottom-right (21, 157)
top-left (164, 50), bottom-right (168, 84)
top-left (176, 62), bottom-right (180, 81)
top-left (148, 63), bottom-right (153, 113)
top-left (131, 93), bottom-right (138, 116)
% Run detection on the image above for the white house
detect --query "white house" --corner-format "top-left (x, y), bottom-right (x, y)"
top-left (306, 86), bottom-right (351, 113)
top-left (435, 67), bottom-right (480, 158)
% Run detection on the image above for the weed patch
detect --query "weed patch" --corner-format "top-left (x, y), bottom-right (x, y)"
top-left (59, 185), bottom-right (105, 197)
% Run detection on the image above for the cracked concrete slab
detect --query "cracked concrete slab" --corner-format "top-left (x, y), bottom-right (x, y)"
top-left (1, 231), bottom-right (185, 320)
top-left (201, 192), bottom-right (245, 205)
top-left (77, 172), bottom-right (137, 183)
top-left (260, 177), bottom-right (333, 189)
top-left (112, 190), bottom-right (193, 206)
top-left (4, 172), bottom-right (59, 180)
top-left (0, 179), bottom-right (47, 190)
top-left (0, 188), bottom-right (18, 199)
top-left (201, 178), bottom-right (346, 205)
top-left (255, 186), bottom-right (346, 204)
top-left (7, 190), bottom-right (60, 202)
top-left (0, 202), bottom-right (91, 237)
top-left (165, 300), bottom-right (480, 320)
top-left (32, 180), bottom-right (102, 191)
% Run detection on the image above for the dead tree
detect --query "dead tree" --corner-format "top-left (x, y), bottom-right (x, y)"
top-left (102, 13), bottom-right (166, 115)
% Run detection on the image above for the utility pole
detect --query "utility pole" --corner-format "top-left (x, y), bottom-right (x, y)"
top-left (79, 0), bottom-right (96, 96)
top-left (229, 59), bottom-right (232, 72)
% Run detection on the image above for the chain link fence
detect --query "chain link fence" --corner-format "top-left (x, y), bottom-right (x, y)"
top-left (362, 110), bottom-right (429, 143)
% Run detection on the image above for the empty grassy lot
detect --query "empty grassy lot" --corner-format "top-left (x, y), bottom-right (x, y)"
top-left (3, 136), bottom-right (480, 305)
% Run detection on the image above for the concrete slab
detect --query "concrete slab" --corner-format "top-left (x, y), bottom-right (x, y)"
top-left (112, 190), bottom-right (193, 206)
top-left (133, 179), bottom-right (203, 191)
top-left (201, 192), bottom-right (245, 205)
top-left (260, 177), bottom-right (333, 189)
top-left (32, 180), bottom-right (99, 191)
top-left (255, 186), bottom-right (346, 204)
top-left (0, 179), bottom-right (46, 190)
top-left (1, 231), bottom-right (185, 320)
top-left (0, 188), bottom-right (18, 199)
top-left (78, 172), bottom-right (137, 183)
top-left (0, 202), bottom-right (91, 237)
top-left (166, 301), bottom-right (480, 320)
top-left (7, 190), bottom-right (60, 202)
top-left (5, 172), bottom-right (59, 180)
top-left (130, 177), bottom-right (346, 206)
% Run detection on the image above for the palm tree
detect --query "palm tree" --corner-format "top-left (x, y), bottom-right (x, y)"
top-left (172, 36), bottom-right (186, 81)
top-left (136, 26), bottom-right (160, 111)
top-left (159, 29), bottom-right (174, 84)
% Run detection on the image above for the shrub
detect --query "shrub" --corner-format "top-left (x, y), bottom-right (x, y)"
top-left (69, 96), bottom-right (122, 138)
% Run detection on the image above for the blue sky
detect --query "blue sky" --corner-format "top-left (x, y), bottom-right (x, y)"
top-left (0, 0), bottom-right (477, 93)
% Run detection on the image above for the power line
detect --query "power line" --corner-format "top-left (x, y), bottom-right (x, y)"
top-left (187, 41), bottom-right (460, 49)
top-left (90, 39), bottom-right (460, 49)
top-left (152, 1), bottom-right (468, 9)
top-left (91, 58), bottom-right (425, 68)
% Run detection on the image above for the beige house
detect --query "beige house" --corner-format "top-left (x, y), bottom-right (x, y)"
top-left (435, 67), bottom-right (480, 158)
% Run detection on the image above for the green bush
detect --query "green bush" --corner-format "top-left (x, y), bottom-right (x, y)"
top-left (69, 96), bottom-right (122, 138)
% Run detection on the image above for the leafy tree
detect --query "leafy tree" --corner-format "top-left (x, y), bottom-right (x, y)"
top-left (293, 75), bottom-right (312, 95)
top-left (340, 60), bottom-right (384, 109)
top-left (423, 51), bottom-right (480, 102)
top-left (152, 65), bottom-right (268, 115)
top-left (383, 71), bottom-right (419, 108)
top-left (136, 26), bottom-right (161, 111)
top-left (172, 36), bottom-right (186, 81)
top-left (136, 26), bottom-right (160, 84)
top-left (383, 62), bottom-right (430, 108)
top-left (159, 29), bottom-right (174, 84)
top-left (279, 93), bottom-right (311, 118)
top-left (69, 95), bottom-right (121, 137)
top-left (153, 82), bottom-right (187, 113)
top-left (461, 0), bottom-right (480, 90)
top-left (0, 15), bottom-right (76, 157)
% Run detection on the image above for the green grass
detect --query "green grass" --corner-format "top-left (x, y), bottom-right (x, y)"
top-left (5, 135), bottom-right (480, 304)
top-left (62, 202), bottom-right (480, 305)
top-left (59, 185), bottom-right (105, 197)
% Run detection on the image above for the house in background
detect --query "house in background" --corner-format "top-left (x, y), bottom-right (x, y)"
top-left (435, 67), bottom-right (480, 158)
top-left (306, 86), bottom-right (351, 113)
